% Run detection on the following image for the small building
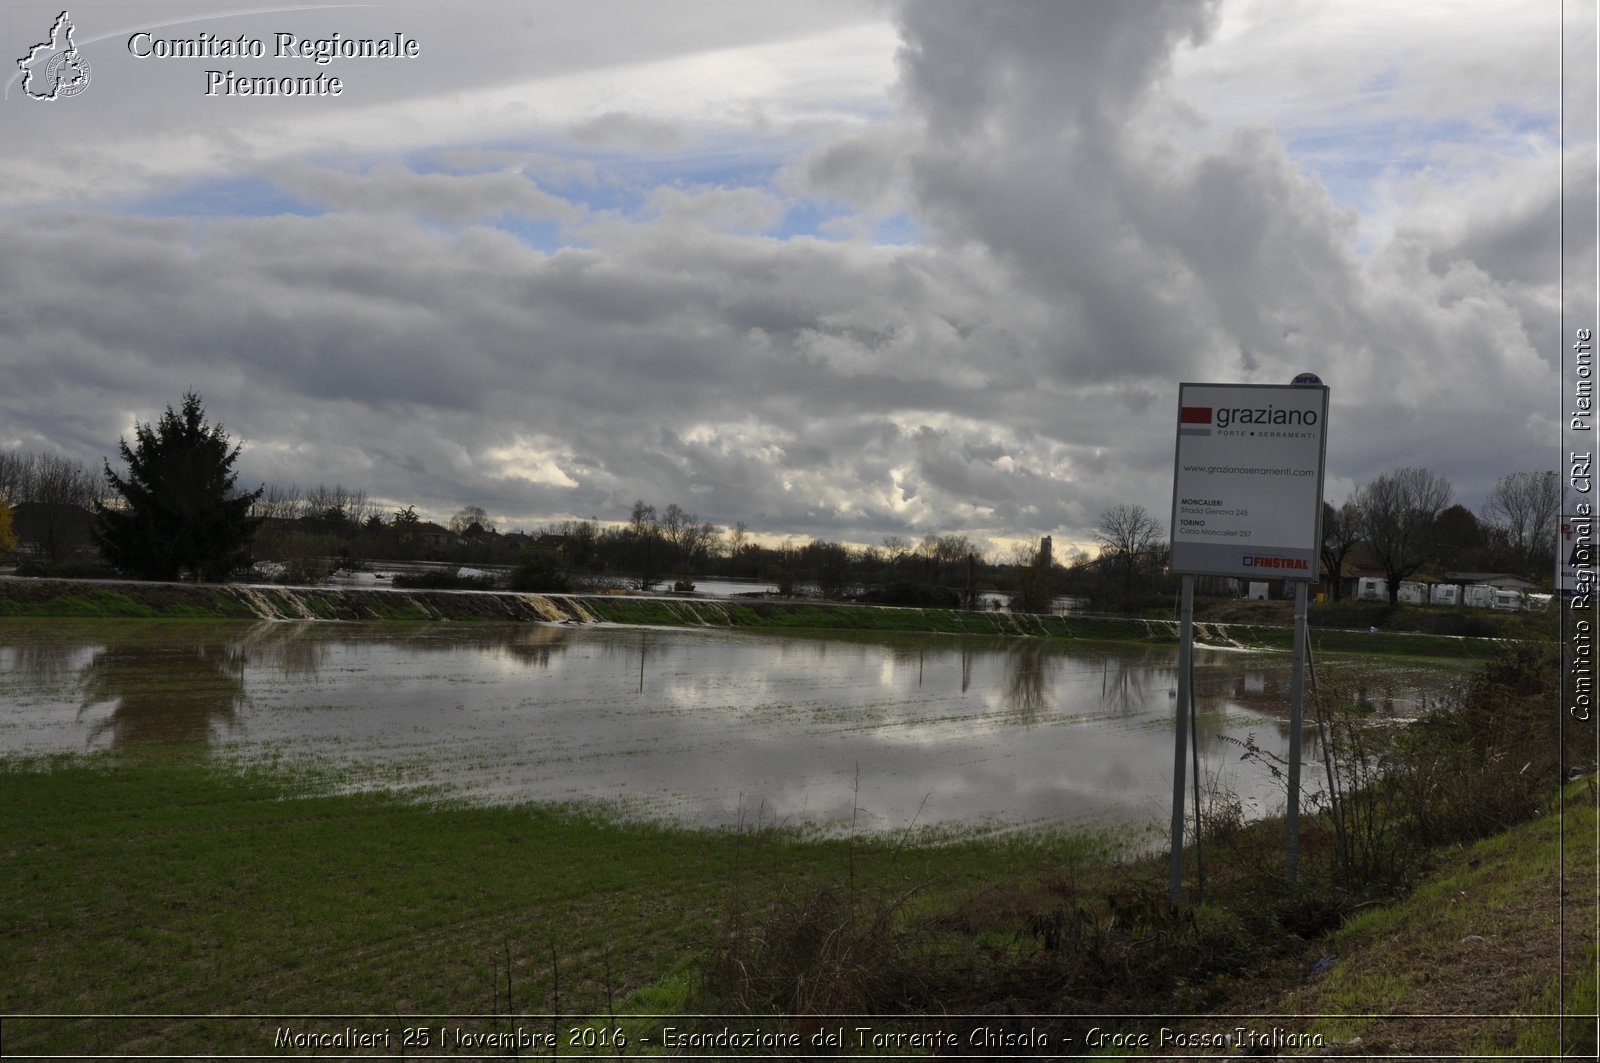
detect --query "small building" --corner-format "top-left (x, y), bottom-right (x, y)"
top-left (408, 521), bottom-right (459, 548)
top-left (532, 533), bottom-right (571, 555)
top-left (11, 501), bottom-right (97, 563)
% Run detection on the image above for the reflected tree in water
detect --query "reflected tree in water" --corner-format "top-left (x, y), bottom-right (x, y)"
top-left (1002, 643), bottom-right (1052, 720)
top-left (238, 621), bottom-right (329, 678)
top-left (1, 640), bottom-right (98, 684)
top-left (395, 625), bottom-right (572, 669)
top-left (77, 642), bottom-right (247, 748)
top-left (500, 626), bottom-right (572, 669)
top-left (1098, 653), bottom-right (1161, 715)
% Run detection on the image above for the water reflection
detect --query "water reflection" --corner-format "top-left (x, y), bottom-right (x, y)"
top-left (239, 622), bottom-right (330, 678)
top-left (1, 639), bottom-right (98, 684)
top-left (0, 621), bottom-right (1464, 834)
top-left (78, 642), bottom-right (246, 748)
top-left (1001, 642), bottom-right (1051, 720)
top-left (1097, 652), bottom-right (1169, 716)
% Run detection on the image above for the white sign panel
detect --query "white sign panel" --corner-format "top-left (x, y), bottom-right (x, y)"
top-left (1169, 382), bottom-right (1329, 580)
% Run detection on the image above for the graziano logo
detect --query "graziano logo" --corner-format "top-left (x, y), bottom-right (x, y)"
top-left (17, 10), bottom-right (91, 100)
top-left (1178, 406), bottom-right (1213, 436)
top-left (1242, 555), bottom-right (1309, 571)
top-left (1183, 403), bottom-right (1319, 435)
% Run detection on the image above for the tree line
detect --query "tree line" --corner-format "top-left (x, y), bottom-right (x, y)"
top-left (1320, 467), bottom-right (1561, 605)
top-left (0, 394), bottom-right (1565, 606)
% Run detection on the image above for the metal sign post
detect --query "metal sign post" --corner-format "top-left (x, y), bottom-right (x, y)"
top-left (1168, 575), bottom-right (1193, 905)
top-left (1285, 579), bottom-right (1309, 888)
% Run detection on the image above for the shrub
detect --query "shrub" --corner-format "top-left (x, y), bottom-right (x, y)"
top-left (703, 885), bottom-right (929, 1014)
top-left (508, 555), bottom-right (572, 594)
top-left (15, 561), bottom-right (120, 580)
top-left (1391, 641), bottom-right (1562, 845)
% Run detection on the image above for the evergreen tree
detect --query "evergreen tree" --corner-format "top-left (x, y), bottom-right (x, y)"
top-left (93, 393), bottom-right (263, 581)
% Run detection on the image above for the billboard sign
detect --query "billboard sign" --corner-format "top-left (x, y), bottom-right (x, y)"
top-left (1169, 381), bottom-right (1330, 580)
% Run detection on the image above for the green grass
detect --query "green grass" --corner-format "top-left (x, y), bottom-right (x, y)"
top-left (0, 590), bottom-right (166, 618)
top-left (0, 754), bottom-right (1119, 1057)
top-left (0, 588), bottom-right (243, 620)
top-left (4, 750), bottom-right (1590, 1058)
top-left (1243, 777), bottom-right (1598, 1057)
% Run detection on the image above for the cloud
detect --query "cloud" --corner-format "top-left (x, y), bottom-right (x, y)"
top-left (570, 111), bottom-right (687, 153)
top-left (644, 185), bottom-right (786, 232)
top-left (266, 161), bottom-right (582, 223)
top-left (0, 0), bottom-right (1580, 553)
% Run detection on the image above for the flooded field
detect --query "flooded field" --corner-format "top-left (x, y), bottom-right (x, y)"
top-left (0, 620), bottom-right (1463, 835)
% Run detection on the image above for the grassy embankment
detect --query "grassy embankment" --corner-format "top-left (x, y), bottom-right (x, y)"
top-left (1221, 777), bottom-right (1598, 1058)
top-left (1, 754), bottom-right (1592, 1058)
top-left (0, 576), bottom-right (1510, 659)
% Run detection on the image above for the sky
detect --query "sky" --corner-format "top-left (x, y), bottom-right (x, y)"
top-left (2, 0), bottom-right (1595, 556)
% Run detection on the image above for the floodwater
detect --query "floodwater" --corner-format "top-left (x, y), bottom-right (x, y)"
top-left (0, 621), bottom-right (1461, 835)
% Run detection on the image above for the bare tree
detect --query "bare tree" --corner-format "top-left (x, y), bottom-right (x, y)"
top-left (0, 451), bottom-right (103, 562)
top-left (0, 451), bottom-right (25, 505)
top-left (628, 500), bottom-right (660, 589)
top-left (0, 451), bottom-right (101, 507)
top-left (1010, 538), bottom-right (1056, 613)
top-left (252, 483), bottom-right (302, 522)
top-left (558, 518), bottom-right (600, 568)
top-left (300, 483), bottom-right (373, 527)
top-left (1320, 498), bottom-right (1365, 600)
top-left (690, 520), bottom-right (719, 565)
top-left (660, 503), bottom-right (691, 553)
top-left (1357, 466), bottom-right (1453, 606)
top-left (1480, 470), bottom-right (1561, 576)
top-left (802, 539), bottom-right (853, 598)
top-left (1095, 503), bottom-right (1162, 598)
top-left (657, 503), bottom-right (716, 567)
top-left (919, 532), bottom-right (973, 584)
top-left (449, 504), bottom-right (494, 535)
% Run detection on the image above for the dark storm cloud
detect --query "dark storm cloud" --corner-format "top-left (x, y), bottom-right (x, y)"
top-left (880, 0), bottom-right (1562, 519)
